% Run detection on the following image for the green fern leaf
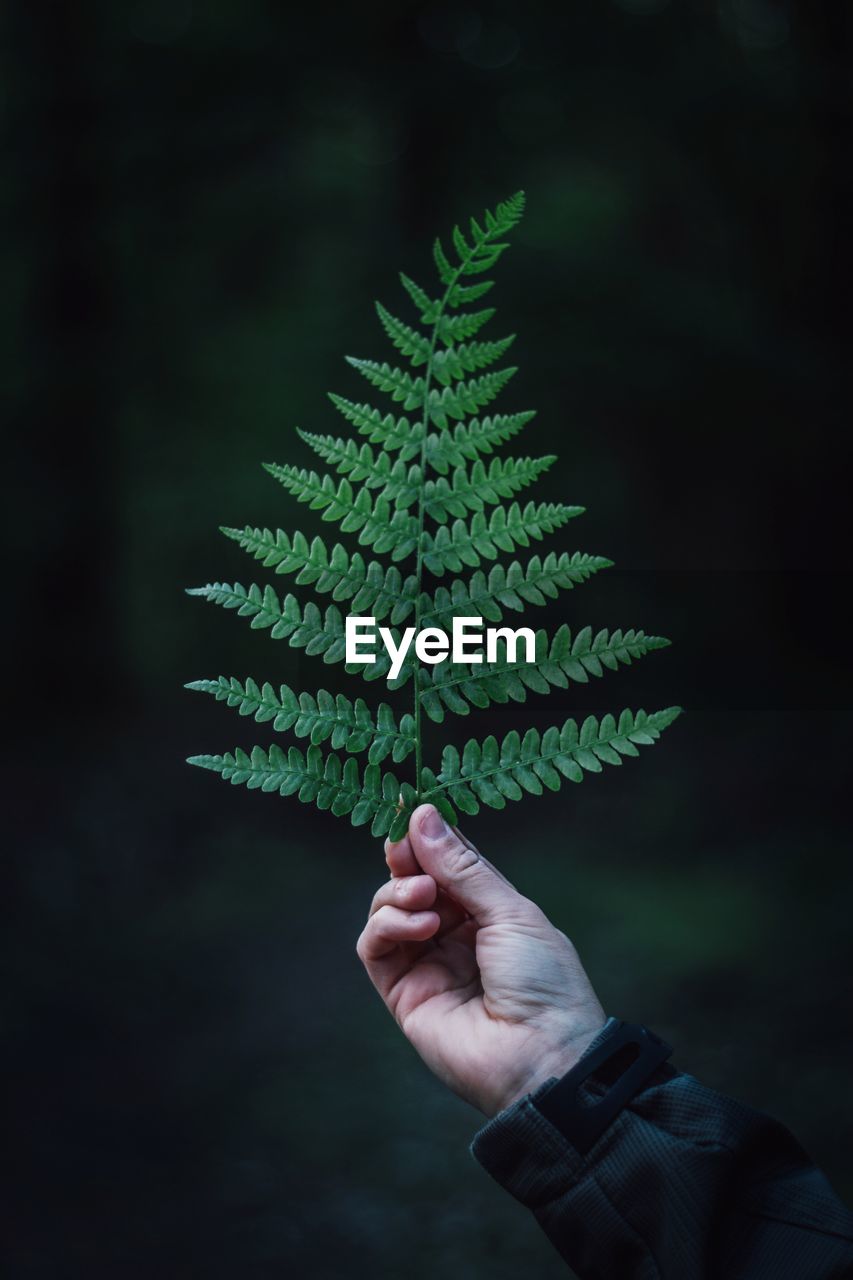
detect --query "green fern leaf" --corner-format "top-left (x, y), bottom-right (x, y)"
top-left (423, 455), bottom-right (556, 522)
top-left (421, 501), bottom-right (584, 575)
top-left (425, 412), bottom-right (537, 472)
top-left (262, 464), bottom-right (419, 557)
top-left (431, 335), bottom-right (515, 385)
top-left (346, 357), bottom-right (426, 408)
top-left (425, 368), bottom-right (518, 428)
top-left (399, 272), bottom-right (440, 323)
top-left (428, 708), bottom-right (682, 817)
top-left (186, 677), bottom-right (415, 763)
top-left (421, 551), bottom-right (614, 628)
top-left (188, 744), bottom-right (405, 835)
top-left (439, 307), bottom-right (495, 341)
top-left (375, 302), bottom-right (432, 365)
top-left (447, 279), bottom-right (494, 308)
top-left (218, 526), bottom-right (418, 622)
top-left (327, 394), bottom-right (423, 459)
top-left (418, 626), bottom-right (671, 722)
top-left (296, 431), bottom-right (420, 502)
top-left (433, 237), bottom-right (455, 285)
top-left (345, 359), bottom-right (516, 430)
top-left (186, 582), bottom-right (413, 683)
top-left (187, 190), bottom-right (680, 846)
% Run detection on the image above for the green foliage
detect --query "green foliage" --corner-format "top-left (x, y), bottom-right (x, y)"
top-left (186, 678), bottom-right (415, 764)
top-left (417, 627), bottom-right (672, 723)
top-left (425, 708), bottom-right (683, 818)
top-left (187, 192), bottom-right (681, 840)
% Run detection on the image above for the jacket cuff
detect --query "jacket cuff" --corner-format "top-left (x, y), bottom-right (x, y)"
top-left (469, 1016), bottom-right (622, 1204)
top-left (470, 1022), bottom-right (853, 1278)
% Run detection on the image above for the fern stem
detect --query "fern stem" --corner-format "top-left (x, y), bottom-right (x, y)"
top-left (412, 239), bottom-right (488, 798)
top-left (412, 289), bottom-right (452, 798)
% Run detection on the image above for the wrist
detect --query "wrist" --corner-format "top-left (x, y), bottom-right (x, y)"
top-left (487, 1017), bottom-right (609, 1117)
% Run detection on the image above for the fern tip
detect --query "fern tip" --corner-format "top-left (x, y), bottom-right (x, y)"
top-left (658, 705), bottom-right (684, 725)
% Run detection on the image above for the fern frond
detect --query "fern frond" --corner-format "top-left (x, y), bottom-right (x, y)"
top-left (188, 190), bottom-right (680, 841)
top-left (186, 677), bottom-right (415, 764)
top-left (262, 464), bottom-right (419, 558)
top-left (426, 707), bottom-right (682, 816)
top-left (421, 552), bottom-right (614, 628)
top-left (421, 502), bottom-right (584, 575)
top-left (423, 455), bottom-right (556, 522)
top-left (188, 744), bottom-right (411, 835)
top-left (418, 626), bottom-right (670, 722)
top-left (219, 526), bottom-right (417, 622)
top-left (186, 582), bottom-right (413, 683)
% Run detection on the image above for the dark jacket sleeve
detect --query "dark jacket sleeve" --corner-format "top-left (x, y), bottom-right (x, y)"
top-left (470, 1022), bottom-right (853, 1279)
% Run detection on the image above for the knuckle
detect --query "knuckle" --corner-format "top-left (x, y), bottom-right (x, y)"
top-left (372, 904), bottom-right (395, 932)
top-left (442, 835), bottom-right (480, 878)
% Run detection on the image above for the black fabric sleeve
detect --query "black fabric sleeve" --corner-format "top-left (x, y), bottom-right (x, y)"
top-left (470, 1022), bottom-right (853, 1279)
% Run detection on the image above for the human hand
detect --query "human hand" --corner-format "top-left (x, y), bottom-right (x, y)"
top-left (356, 803), bottom-right (607, 1117)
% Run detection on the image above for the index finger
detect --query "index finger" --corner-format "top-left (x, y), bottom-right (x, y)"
top-left (384, 831), bottom-right (421, 878)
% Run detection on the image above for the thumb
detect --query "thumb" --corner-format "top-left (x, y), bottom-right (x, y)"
top-left (409, 804), bottom-right (528, 925)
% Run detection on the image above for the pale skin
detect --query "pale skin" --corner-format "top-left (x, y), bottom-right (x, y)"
top-left (356, 802), bottom-right (607, 1118)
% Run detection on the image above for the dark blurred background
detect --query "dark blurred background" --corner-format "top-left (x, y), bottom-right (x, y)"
top-left (3, 1), bottom-right (852, 1276)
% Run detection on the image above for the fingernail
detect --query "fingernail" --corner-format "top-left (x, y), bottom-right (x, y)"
top-left (419, 805), bottom-right (447, 839)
